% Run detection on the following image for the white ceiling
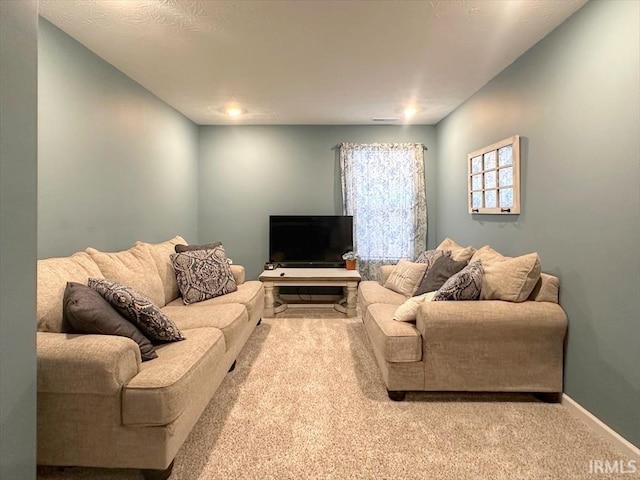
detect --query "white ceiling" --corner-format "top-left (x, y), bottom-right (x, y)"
top-left (39, 0), bottom-right (587, 125)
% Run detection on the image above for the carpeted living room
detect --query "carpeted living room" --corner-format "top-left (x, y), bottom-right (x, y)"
top-left (1, 1), bottom-right (639, 480)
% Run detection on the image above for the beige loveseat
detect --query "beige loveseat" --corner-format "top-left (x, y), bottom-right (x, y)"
top-left (358, 240), bottom-right (568, 402)
top-left (36, 236), bottom-right (264, 479)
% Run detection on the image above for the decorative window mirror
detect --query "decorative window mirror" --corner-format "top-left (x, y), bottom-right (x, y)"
top-left (468, 135), bottom-right (520, 214)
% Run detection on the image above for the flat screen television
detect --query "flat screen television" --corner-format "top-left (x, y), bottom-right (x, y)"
top-left (269, 215), bottom-right (353, 267)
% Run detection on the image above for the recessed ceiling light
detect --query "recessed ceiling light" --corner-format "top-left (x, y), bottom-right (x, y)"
top-left (226, 107), bottom-right (243, 116)
top-left (404, 107), bottom-right (417, 118)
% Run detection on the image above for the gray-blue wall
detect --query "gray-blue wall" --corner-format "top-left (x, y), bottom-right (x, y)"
top-left (0, 1), bottom-right (38, 478)
top-left (436, 0), bottom-right (639, 447)
top-left (198, 125), bottom-right (437, 279)
top-left (32, 0), bottom-right (638, 457)
top-left (38, 19), bottom-right (199, 258)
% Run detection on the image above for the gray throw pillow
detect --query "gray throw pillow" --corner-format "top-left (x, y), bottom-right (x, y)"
top-left (414, 255), bottom-right (468, 296)
top-left (88, 278), bottom-right (185, 343)
top-left (63, 282), bottom-right (157, 361)
top-left (174, 241), bottom-right (222, 253)
top-left (415, 249), bottom-right (451, 268)
top-left (171, 245), bottom-right (238, 305)
top-left (433, 260), bottom-right (484, 301)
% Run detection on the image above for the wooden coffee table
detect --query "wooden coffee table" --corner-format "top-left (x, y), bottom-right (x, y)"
top-left (259, 268), bottom-right (361, 317)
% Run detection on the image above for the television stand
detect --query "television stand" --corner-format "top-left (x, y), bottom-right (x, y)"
top-left (258, 268), bottom-right (361, 317)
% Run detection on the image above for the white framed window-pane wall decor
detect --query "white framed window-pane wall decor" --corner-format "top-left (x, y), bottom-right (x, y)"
top-left (468, 135), bottom-right (520, 214)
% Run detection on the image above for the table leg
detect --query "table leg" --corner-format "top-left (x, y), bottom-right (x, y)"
top-left (345, 283), bottom-right (357, 317)
top-left (273, 287), bottom-right (287, 313)
top-left (264, 283), bottom-right (275, 317)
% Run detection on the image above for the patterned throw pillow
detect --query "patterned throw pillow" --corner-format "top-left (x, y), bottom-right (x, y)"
top-left (433, 260), bottom-right (483, 301)
top-left (88, 278), bottom-right (185, 343)
top-left (384, 260), bottom-right (428, 297)
top-left (170, 246), bottom-right (238, 305)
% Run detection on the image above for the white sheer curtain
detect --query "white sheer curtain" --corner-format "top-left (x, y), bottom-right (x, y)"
top-left (340, 143), bottom-right (427, 281)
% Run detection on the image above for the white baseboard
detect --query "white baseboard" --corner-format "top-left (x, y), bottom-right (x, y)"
top-left (562, 394), bottom-right (640, 462)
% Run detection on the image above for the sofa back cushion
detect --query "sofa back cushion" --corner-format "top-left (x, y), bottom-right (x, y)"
top-left (230, 265), bottom-right (246, 285)
top-left (86, 244), bottom-right (165, 307)
top-left (135, 236), bottom-right (187, 306)
top-left (37, 252), bottom-right (103, 333)
top-left (470, 246), bottom-right (541, 302)
top-left (528, 273), bottom-right (560, 303)
top-left (436, 237), bottom-right (476, 262)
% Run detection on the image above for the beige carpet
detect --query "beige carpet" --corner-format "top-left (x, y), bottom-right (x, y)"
top-left (38, 310), bottom-right (637, 479)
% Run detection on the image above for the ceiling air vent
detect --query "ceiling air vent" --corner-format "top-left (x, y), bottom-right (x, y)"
top-left (372, 118), bottom-right (399, 122)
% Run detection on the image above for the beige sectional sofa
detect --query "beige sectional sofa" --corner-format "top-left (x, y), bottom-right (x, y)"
top-left (359, 240), bottom-right (568, 401)
top-left (36, 236), bottom-right (264, 479)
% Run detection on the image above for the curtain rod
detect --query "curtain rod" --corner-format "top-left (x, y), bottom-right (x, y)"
top-left (332, 143), bottom-right (428, 151)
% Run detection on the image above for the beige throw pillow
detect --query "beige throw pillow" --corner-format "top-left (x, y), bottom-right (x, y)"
top-left (436, 237), bottom-right (476, 262)
top-left (393, 291), bottom-right (436, 322)
top-left (471, 246), bottom-right (541, 302)
top-left (384, 260), bottom-right (428, 297)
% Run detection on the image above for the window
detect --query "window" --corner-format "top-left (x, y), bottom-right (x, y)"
top-left (340, 143), bottom-right (426, 280)
top-left (468, 135), bottom-right (520, 214)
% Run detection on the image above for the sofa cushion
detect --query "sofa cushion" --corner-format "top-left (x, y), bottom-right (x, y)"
top-left (393, 291), bottom-right (436, 322)
top-left (471, 246), bottom-right (541, 302)
top-left (174, 241), bottom-right (222, 253)
top-left (414, 254), bottom-right (467, 296)
top-left (135, 236), bottom-right (187, 306)
top-left (166, 280), bottom-right (264, 323)
top-left (63, 282), bottom-right (157, 361)
top-left (384, 260), bottom-right (428, 296)
top-left (171, 246), bottom-right (238, 305)
top-left (37, 252), bottom-right (104, 333)
top-left (161, 303), bottom-right (248, 352)
top-left (433, 260), bottom-right (483, 301)
top-left (358, 280), bottom-right (407, 313)
top-left (436, 237), bottom-right (476, 262)
top-left (89, 278), bottom-right (185, 343)
top-left (122, 327), bottom-right (226, 426)
top-left (364, 304), bottom-right (422, 362)
top-left (86, 244), bottom-right (165, 307)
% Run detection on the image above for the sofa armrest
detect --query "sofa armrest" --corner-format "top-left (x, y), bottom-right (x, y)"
top-left (416, 300), bottom-right (568, 341)
top-left (37, 332), bottom-right (141, 395)
top-left (230, 265), bottom-right (246, 285)
top-left (416, 300), bottom-right (568, 392)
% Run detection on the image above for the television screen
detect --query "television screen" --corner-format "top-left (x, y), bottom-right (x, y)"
top-left (269, 215), bottom-right (353, 267)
